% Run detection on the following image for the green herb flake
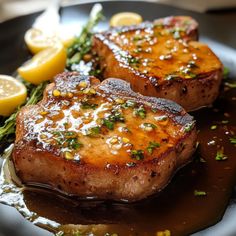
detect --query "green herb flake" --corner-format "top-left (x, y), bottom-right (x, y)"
top-left (126, 162), bottom-right (136, 167)
top-left (63, 122), bottom-right (69, 128)
top-left (133, 35), bottom-right (143, 41)
top-left (164, 74), bottom-right (179, 81)
top-left (224, 82), bottom-right (236, 88)
top-left (128, 57), bottom-right (141, 66)
top-left (215, 148), bottom-right (228, 161)
top-left (103, 110), bottom-right (125, 130)
top-left (147, 141), bottom-right (160, 154)
top-left (131, 149), bottom-right (144, 160)
top-left (103, 119), bottom-right (114, 130)
top-left (223, 67), bottom-right (230, 79)
top-left (229, 137), bottom-right (236, 144)
top-left (210, 125), bottom-right (217, 130)
top-left (134, 106), bottom-right (146, 119)
top-left (133, 47), bottom-right (143, 53)
top-left (87, 126), bottom-right (100, 136)
top-left (144, 123), bottom-right (157, 128)
top-left (122, 100), bottom-right (137, 109)
top-left (52, 131), bottom-right (83, 150)
top-left (55, 231), bottom-right (64, 236)
top-left (81, 101), bottom-right (98, 110)
top-left (221, 120), bottom-right (229, 124)
top-left (184, 72), bottom-right (197, 79)
top-left (194, 190), bottom-right (207, 196)
top-left (67, 138), bottom-right (83, 150)
top-left (184, 123), bottom-right (193, 132)
top-left (151, 108), bottom-right (158, 113)
top-left (173, 30), bottom-right (181, 39)
top-left (188, 60), bottom-right (199, 68)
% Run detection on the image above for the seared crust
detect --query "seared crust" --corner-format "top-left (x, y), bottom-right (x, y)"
top-left (13, 72), bottom-right (197, 202)
top-left (93, 16), bottom-right (223, 111)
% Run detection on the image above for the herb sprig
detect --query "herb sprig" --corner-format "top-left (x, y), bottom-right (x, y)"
top-left (66, 4), bottom-right (103, 68)
top-left (0, 82), bottom-right (47, 143)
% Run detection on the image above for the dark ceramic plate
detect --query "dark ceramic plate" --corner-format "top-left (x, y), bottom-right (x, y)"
top-left (0, 1), bottom-right (236, 236)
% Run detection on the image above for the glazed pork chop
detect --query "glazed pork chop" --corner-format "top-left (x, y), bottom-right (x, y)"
top-left (93, 16), bottom-right (223, 111)
top-left (13, 72), bottom-right (197, 202)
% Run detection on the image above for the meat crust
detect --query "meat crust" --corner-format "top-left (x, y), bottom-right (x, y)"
top-left (13, 72), bottom-right (197, 202)
top-left (93, 16), bottom-right (223, 111)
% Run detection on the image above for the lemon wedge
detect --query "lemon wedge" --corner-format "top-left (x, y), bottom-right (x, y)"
top-left (25, 28), bottom-right (75, 54)
top-left (0, 75), bottom-right (27, 116)
top-left (110, 12), bottom-right (143, 27)
top-left (18, 43), bottom-right (66, 85)
top-left (25, 28), bottom-right (60, 54)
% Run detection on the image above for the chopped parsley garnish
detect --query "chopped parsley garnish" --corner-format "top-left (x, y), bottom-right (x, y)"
top-left (194, 190), bottom-right (207, 196)
top-left (103, 119), bottom-right (115, 130)
top-left (141, 123), bottom-right (157, 132)
top-left (184, 123), bottom-right (193, 132)
top-left (155, 115), bottom-right (168, 121)
top-left (126, 162), bottom-right (136, 167)
top-left (86, 126), bottom-right (100, 136)
top-left (215, 148), bottom-right (228, 161)
top-left (133, 35), bottom-right (143, 41)
top-left (188, 60), bottom-right (198, 68)
top-left (131, 149), bottom-right (144, 160)
top-left (89, 69), bottom-right (102, 77)
top-left (128, 56), bottom-right (141, 66)
top-left (229, 137), bottom-right (236, 144)
top-left (151, 108), bottom-right (158, 113)
top-left (143, 123), bottom-right (157, 129)
top-left (81, 101), bottom-right (98, 109)
top-left (224, 81), bottom-right (236, 88)
top-left (164, 74), bottom-right (180, 81)
top-left (52, 131), bottom-right (83, 150)
top-left (103, 110), bottom-right (125, 130)
top-left (222, 120), bottom-right (229, 124)
top-left (184, 72), bottom-right (196, 79)
top-left (133, 47), bottom-right (143, 53)
top-left (173, 30), bottom-right (181, 39)
top-left (121, 100), bottom-right (137, 109)
top-left (147, 141), bottom-right (160, 154)
top-left (67, 138), bottom-right (83, 150)
top-left (223, 67), bottom-right (230, 79)
top-left (134, 106), bottom-right (146, 119)
top-left (63, 122), bottom-right (69, 128)
top-left (210, 125), bottom-right (217, 130)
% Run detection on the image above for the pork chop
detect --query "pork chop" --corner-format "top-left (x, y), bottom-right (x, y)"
top-left (13, 72), bottom-right (197, 202)
top-left (93, 16), bottom-right (223, 111)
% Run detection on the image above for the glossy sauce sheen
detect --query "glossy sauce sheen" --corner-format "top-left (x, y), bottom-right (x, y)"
top-left (18, 75), bottom-right (189, 166)
top-left (6, 82), bottom-right (236, 236)
top-left (96, 16), bottom-right (221, 84)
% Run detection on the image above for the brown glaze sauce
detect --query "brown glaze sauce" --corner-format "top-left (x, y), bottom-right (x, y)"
top-left (0, 80), bottom-right (235, 236)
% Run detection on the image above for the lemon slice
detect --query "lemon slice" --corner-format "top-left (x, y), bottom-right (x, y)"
top-left (110, 12), bottom-right (143, 27)
top-left (0, 75), bottom-right (27, 116)
top-left (18, 43), bottom-right (66, 85)
top-left (25, 28), bottom-right (60, 54)
top-left (25, 28), bottom-right (75, 54)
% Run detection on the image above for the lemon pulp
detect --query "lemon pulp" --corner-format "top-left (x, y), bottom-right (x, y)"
top-left (18, 43), bottom-right (66, 85)
top-left (0, 75), bottom-right (27, 116)
top-left (25, 28), bottom-right (75, 54)
top-left (110, 12), bottom-right (143, 27)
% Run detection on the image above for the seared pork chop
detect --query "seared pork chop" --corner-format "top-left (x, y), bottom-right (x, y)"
top-left (13, 72), bottom-right (197, 202)
top-left (93, 16), bottom-right (223, 111)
